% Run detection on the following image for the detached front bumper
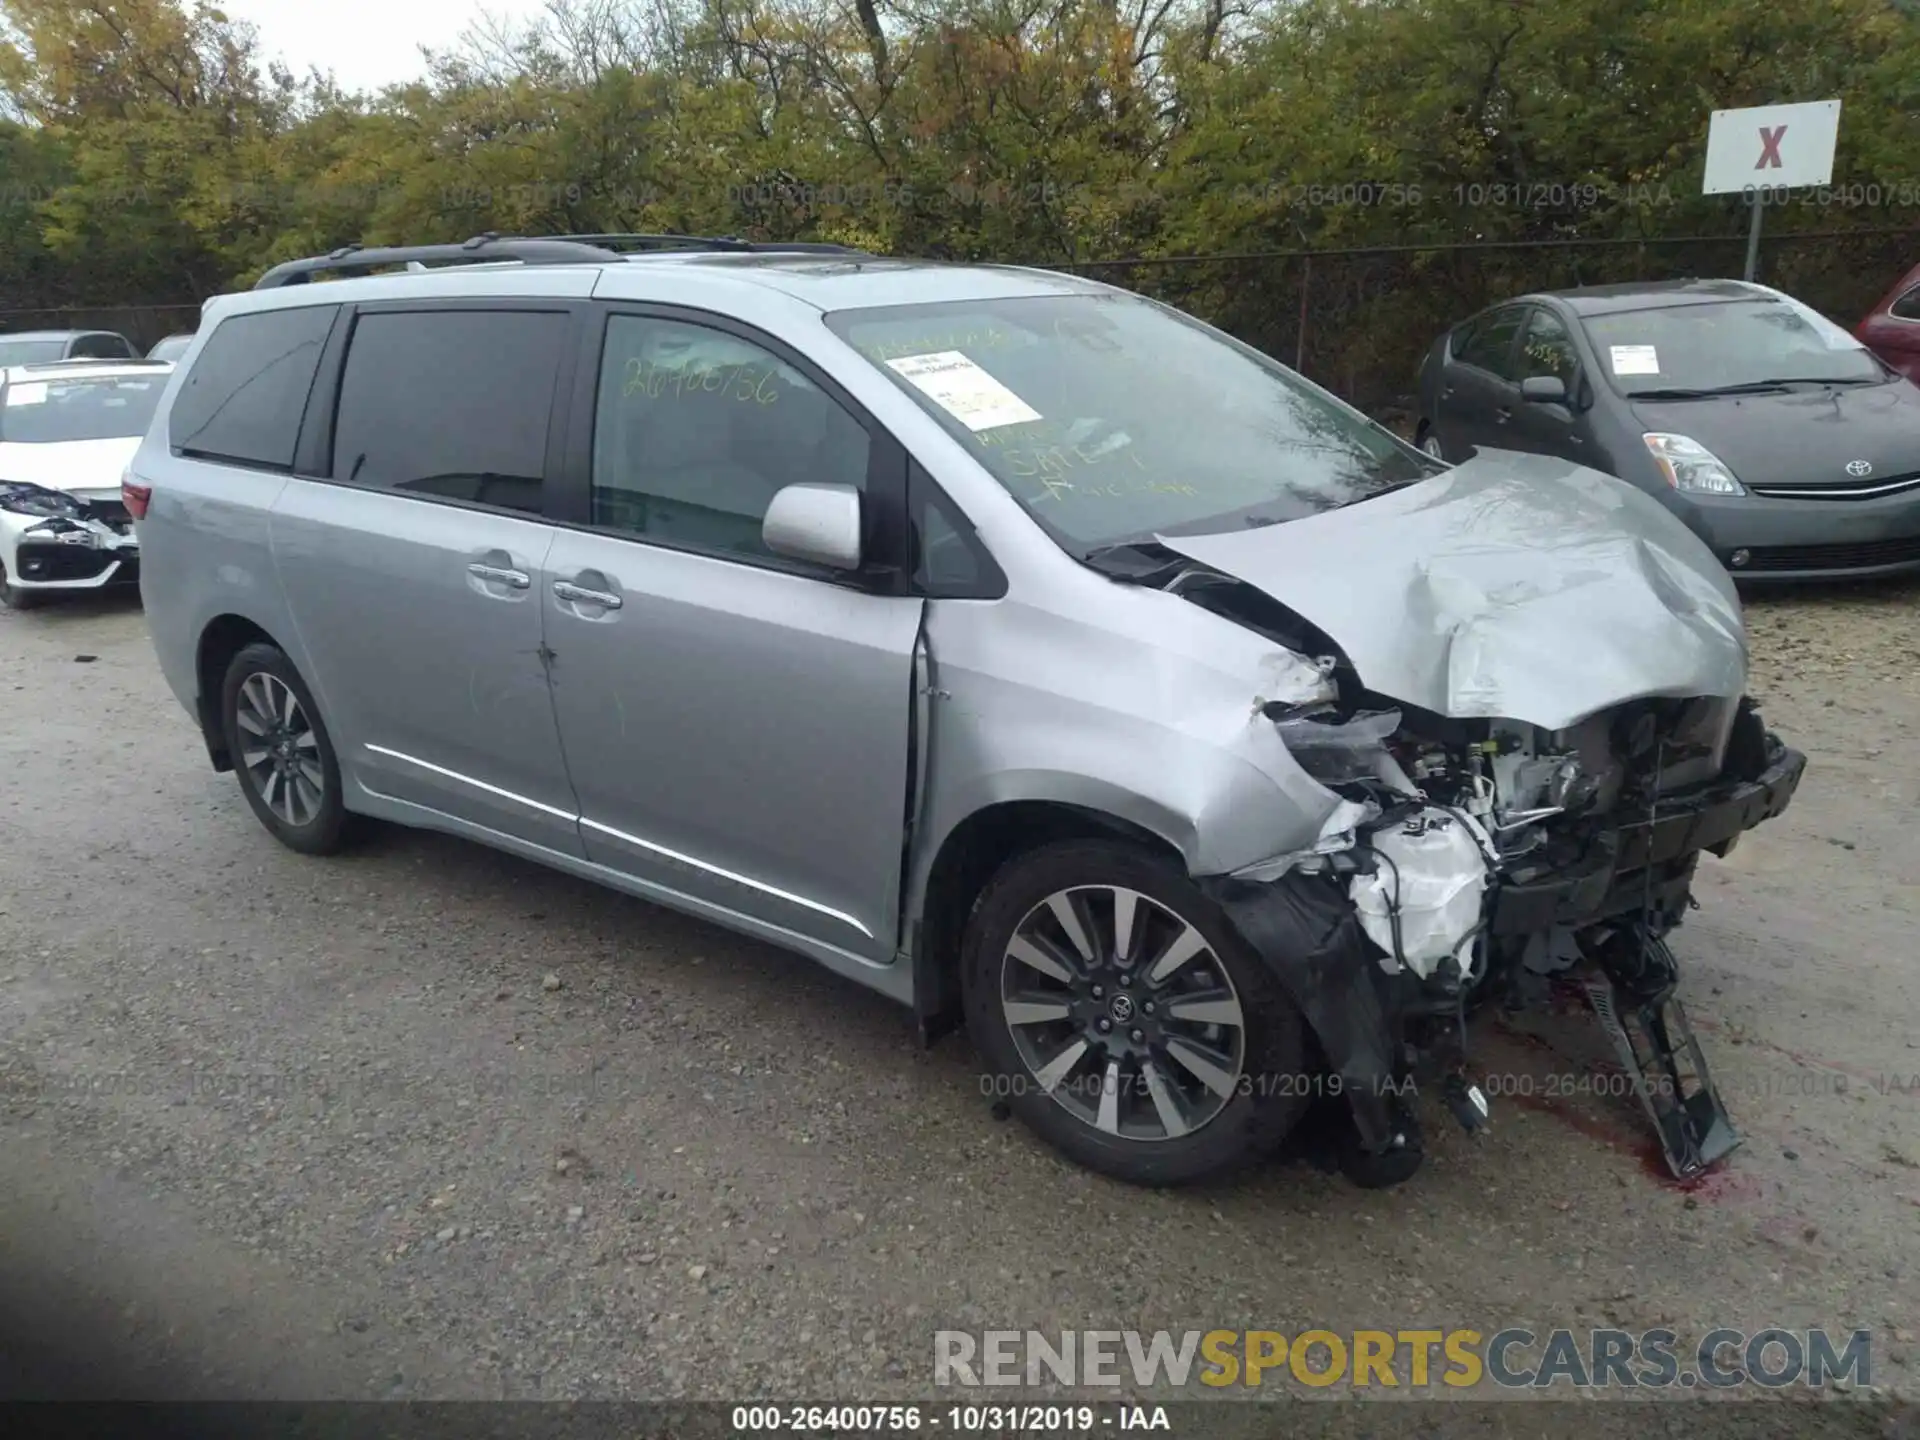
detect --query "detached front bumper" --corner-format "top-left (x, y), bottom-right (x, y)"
top-left (1490, 742), bottom-right (1807, 935)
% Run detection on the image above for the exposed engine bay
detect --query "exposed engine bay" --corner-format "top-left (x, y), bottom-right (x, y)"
top-left (1103, 543), bottom-right (1808, 1188)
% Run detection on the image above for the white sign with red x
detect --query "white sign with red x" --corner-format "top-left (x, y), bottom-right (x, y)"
top-left (1703, 100), bottom-right (1841, 194)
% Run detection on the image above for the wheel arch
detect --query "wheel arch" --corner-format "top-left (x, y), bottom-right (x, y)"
top-left (195, 613), bottom-right (283, 772)
top-left (908, 794), bottom-right (1186, 1043)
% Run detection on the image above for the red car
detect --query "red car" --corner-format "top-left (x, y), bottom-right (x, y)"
top-left (1856, 261), bottom-right (1920, 384)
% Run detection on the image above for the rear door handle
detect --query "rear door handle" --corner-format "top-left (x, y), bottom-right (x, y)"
top-left (468, 562), bottom-right (530, 589)
top-left (554, 580), bottom-right (622, 610)
top-left (1494, 407), bottom-right (1512, 423)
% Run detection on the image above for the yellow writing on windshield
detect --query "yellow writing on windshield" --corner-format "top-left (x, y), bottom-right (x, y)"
top-left (623, 357), bottom-right (780, 405)
top-left (1028, 476), bottom-right (1200, 505)
top-left (1003, 442), bottom-right (1148, 480)
top-left (858, 328), bottom-right (1014, 363)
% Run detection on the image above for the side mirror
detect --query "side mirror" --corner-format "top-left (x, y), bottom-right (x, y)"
top-left (1520, 375), bottom-right (1568, 405)
top-left (763, 483), bottom-right (864, 571)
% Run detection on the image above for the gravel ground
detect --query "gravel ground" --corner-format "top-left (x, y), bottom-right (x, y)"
top-left (1, 579), bottom-right (1917, 1426)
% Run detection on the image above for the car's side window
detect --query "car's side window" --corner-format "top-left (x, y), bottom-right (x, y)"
top-left (1892, 285), bottom-right (1920, 322)
top-left (909, 463), bottom-right (1006, 599)
top-left (1519, 307), bottom-right (1580, 388)
top-left (330, 309), bottom-right (567, 516)
top-left (170, 305), bottom-right (340, 470)
top-left (589, 314), bottom-right (870, 561)
top-left (1454, 306), bottom-right (1527, 379)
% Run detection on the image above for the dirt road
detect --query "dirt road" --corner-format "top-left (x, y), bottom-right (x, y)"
top-left (1, 581), bottom-right (1916, 1422)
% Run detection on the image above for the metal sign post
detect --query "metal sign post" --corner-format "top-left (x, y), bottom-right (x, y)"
top-left (1703, 99), bottom-right (1841, 284)
top-left (1743, 192), bottom-right (1765, 283)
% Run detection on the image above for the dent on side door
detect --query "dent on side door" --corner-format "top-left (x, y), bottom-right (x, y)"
top-left (270, 483), bottom-right (582, 852)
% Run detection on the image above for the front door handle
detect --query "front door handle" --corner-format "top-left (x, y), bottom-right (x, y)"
top-left (468, 562), bottom-right (530, 589)
top-left (1493, 407), bottom-right (1512, 423)
top-left (554, 580), bottom-right (623, 610)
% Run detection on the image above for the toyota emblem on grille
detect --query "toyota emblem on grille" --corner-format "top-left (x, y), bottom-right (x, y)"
top-left (1845, 460), bottom-right (1874, 477)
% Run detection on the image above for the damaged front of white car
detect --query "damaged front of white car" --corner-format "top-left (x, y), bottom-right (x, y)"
top-left (836, 283), bottom-right (1804, 1191)
top-left (0, 362), bottom-right (167, 609)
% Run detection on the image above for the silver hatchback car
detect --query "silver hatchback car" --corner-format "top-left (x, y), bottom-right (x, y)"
top-left (132, 234), bottom-right (1805, 1190)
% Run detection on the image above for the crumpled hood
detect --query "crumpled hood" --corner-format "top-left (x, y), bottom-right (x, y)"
top-left (0, 437), bottom-right (140, 500)
top-left (1158, 452), bottom-right (1748, 731)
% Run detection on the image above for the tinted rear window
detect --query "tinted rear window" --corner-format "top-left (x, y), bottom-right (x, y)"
top-left (170, 305), bottom-right (338, 469)
top-left (70, 333), bottom-right (134, 359)
top-left (329, 309), bottom-right (567, 515)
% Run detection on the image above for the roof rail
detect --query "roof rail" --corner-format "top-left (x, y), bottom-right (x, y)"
top-left (253, 233), bottom-right (626, 289)
top-left (253, 232), bottom-right (872, 287)
top-left (546, 233), bottom-right (867, 256)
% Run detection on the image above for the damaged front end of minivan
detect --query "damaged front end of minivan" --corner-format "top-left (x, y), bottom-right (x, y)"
top-left (1140, 459), bottom-right (1808, 1187)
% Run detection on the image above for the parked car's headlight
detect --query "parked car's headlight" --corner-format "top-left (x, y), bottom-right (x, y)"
top-left (1642, 434), bottom-right (1745, 496)
top-left (0, 482), bottom-right (86, 518)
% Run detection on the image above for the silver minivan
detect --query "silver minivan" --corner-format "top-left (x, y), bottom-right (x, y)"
top-left (132, 235), bottom-right (1805, 1190)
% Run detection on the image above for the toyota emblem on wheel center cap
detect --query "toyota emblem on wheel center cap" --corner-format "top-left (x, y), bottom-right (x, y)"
top-left (1845, 459), bottom-right (1873, 477)
top-left (1108, 993), bottom-right (1136, 1023)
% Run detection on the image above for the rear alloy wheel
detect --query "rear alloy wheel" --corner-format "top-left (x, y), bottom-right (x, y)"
top-left (963, 840), bottom-right (1310, 1186)
top-left (221, 642), bottom-right (351, 855)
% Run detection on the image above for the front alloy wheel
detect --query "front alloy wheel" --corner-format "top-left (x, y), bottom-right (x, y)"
top-left (1000, 884), bottom-right (1247, 1142)
top-left (963, 840), bottom-right (1310, 1186)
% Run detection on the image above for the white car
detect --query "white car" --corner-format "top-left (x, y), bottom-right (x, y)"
top-left (0, 360), bottom-right (171, 608)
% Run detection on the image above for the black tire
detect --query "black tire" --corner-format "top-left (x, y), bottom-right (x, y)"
top-left (961, 839), bottom-right (1311, 1187)
top-left (220, 642), bottom-right (353, 856)
top-left (0, 559), bottom-right (45, 610)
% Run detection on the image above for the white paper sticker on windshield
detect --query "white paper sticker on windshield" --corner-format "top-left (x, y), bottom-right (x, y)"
top-left (1609, 345), bottom-right (1660, 376)
top-left (886, 351), bottom-right (1041, 432)
top-left (5, 381), bottom-right (48, 405)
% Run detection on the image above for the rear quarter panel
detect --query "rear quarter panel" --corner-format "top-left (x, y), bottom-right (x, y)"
top-left (132, 430), bottom-right (295, 722)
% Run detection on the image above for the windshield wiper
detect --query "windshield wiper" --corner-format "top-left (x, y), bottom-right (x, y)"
top-left (1751, 375), bottom-right (1880, 386)
top-left (1626, 381), bottom-right (1793, 400)
top-left (1630, 376), bottom-right (1879, 399)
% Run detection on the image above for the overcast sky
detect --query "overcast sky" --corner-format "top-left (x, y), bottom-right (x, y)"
top-left (221, 0), bottom-right (550, 94)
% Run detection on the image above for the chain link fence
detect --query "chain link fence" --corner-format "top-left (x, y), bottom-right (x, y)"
top-left (5, 227), bottom-right (1913, 412)
top-left (1059, 227), bottom-right (1918, 420)
top-left (0, 302), bottom-right (201, 356)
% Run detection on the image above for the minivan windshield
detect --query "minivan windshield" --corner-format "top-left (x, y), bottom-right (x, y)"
top-left (1584, 297), bottom-right (1884, 397)
top-left (827, 293), bottom-right (1438, 553)
top-left (0, 373), bottom-right (165, 443)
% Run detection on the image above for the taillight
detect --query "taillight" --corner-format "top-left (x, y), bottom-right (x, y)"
top-left (122, 471), bottom-right (152, 521)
